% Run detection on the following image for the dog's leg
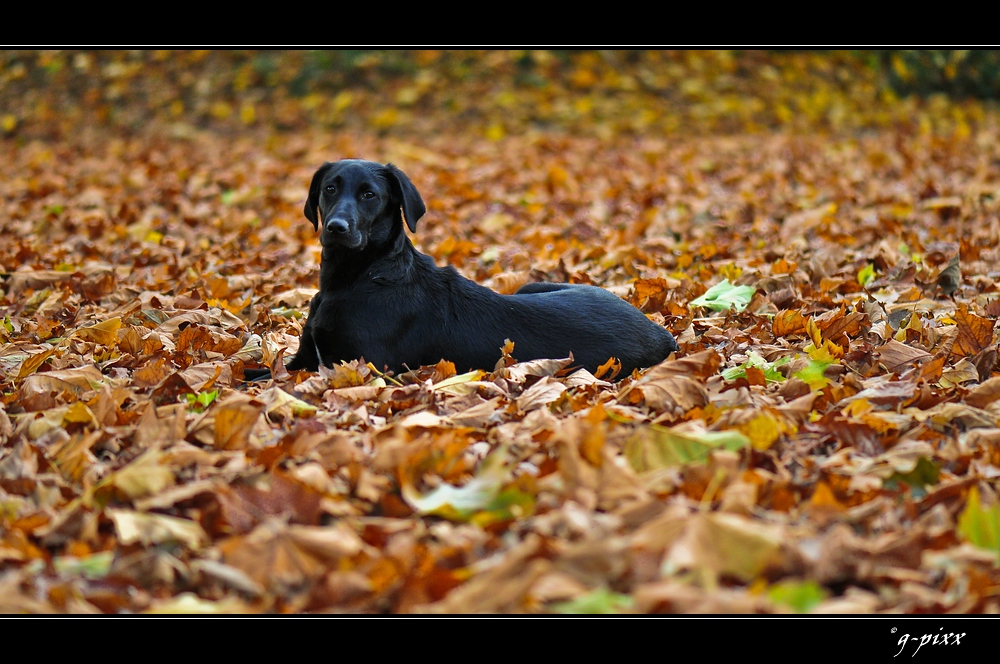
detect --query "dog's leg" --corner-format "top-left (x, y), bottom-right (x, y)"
top-left (286, 294), bottom-right (323, 371)
top-left (242, 367), bottom-right (273, 381)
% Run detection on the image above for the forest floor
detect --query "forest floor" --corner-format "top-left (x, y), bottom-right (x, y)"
top-left (1, 50), bottom-right (999, 614)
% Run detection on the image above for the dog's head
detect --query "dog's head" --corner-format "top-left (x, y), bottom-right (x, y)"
top-left (303, 159), bottom-right (426, 250)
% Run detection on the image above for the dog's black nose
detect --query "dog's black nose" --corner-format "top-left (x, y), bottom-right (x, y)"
top-left (325, 218), bottom-right (349, 234)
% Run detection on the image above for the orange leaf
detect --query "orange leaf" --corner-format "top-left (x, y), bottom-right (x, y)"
top-left (773, 310), bottom-right (806, 337)
top-left (952, 305), bottom-right (994, 358)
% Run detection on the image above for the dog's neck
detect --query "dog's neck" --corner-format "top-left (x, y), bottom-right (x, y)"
top-left (319, 223), bottom-right (415, 290)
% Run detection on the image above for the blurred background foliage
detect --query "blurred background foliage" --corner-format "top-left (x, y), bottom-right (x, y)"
top-left (1, 49), bottom-right (998, 141)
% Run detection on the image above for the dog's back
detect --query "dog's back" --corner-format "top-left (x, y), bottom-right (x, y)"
top-left (412, 272), bottom-right (677, 375)
top-left (506, 283), bottom-right (676, 374)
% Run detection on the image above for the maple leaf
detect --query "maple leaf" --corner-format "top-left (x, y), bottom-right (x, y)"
top-left (951, 305), bottom-right (994, 358)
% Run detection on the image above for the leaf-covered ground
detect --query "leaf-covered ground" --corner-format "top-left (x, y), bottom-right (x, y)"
top-left (1, 51), bottom-right (1000, 614)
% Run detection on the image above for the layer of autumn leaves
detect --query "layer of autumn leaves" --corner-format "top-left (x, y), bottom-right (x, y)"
top-left (3, 62), bottom-right (1000, 614)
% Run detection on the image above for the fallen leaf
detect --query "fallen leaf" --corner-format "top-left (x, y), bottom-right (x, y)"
top-left (108, 509), bottom-right (208, 549)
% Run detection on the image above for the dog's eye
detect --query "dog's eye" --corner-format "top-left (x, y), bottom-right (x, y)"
top-left (361, 191), bottom-right (375, 200)
top-left (325, 185), bottom-right (336, 193)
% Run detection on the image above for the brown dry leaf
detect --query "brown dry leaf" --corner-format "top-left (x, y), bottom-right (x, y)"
top-left (417, 534), bottom-right (551, 613)
top-left (875, 339), bottom-right (932, 373)
top-left (629, 278), bottom-right (669, 312)
top-left (133, 404), bottom-right (188, 446)
top-left (108, 508), bottom-right (208, 549)
top-left (773, 309), bottom-right (807, 337)
top-left (19, 365), bottom-right (107, 411)
top-left (7, 270), bottom-right (75, 295)
top-left (100, 448), bottom-right (176, 502)
top-left (632, 581), bottom-right (773, 614)
top-left (215, 472), bottom-right (324, 534)
top-left (213, 396), bottom-right (263, 450)
top-left (618, 349), bottom-right (720, 414)
top-left (0, 572), bottom-right (58, 613)
top-left (504, 356), bottom-right (575, 383)
top-left (952, 305), bottom-right (995, 358)
top-left (780, 202), bottom-right (837, 241)
top-left (516, 377), bottom-right (567, 412)
top-left (179, 362), bottom-right (231, 392)
top-left (218, 519), bottom-right (364, 593)
top-left (177, 324), bottom-right (242, 357)
top-left (47, 430), bottom-right (100, 482)
top-left (132, 357), bottom-right (173, 388)
top-left (966, 376), bottom-right (1000, 409)
top-left (15, 347), bottom-right (57, 381)
top-left (664, 512), bottom-right (785, 584)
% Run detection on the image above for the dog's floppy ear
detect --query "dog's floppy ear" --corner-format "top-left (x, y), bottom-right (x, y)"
top-left (383, 163), bottom-right (426, 232)
top-left (304, 162), bottom-right (335, 231)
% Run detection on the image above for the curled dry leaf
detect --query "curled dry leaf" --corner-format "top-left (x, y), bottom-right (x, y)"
top-left (212, 396), bottom-right (264, 450)
top-left (618, 349), bottom-right (721, 414)
top-left (109, 509), bottom-right (209, 549)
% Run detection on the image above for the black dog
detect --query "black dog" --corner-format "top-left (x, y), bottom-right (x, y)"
top-left (281, 159), bottom-right (677, 376)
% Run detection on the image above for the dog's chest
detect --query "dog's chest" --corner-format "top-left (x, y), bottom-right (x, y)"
top-left (312, 287), bottom-right (420, 355)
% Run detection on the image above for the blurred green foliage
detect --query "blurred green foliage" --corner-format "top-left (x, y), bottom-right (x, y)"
top-left (884, 50), bottom-right (1000, 98)
top-left (0, 50), bottom-right (996, 140)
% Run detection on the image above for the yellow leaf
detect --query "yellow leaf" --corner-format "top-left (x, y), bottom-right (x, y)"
top-left (433, 370), bottom-right (486, 396)
top-left (485, 123), bottom-right (505, 141)
top-left (737, 411), bottom-right (786, 450)
top-left (63, 401), bottom-right (98, 427)
top-left (16, 348), bottom-right (57, 381)
top-left (665, 513), bottom-right (783, 584)
top-left (842, 398), bottom-right (873, 418)
top-left (108, 449), bottom-right (176, 501)
top-left (75, 317), bottom-right (122, 346)
top-left (108, 509), bottom-right (208, 549)
top-left (214, 398), bottom-right (263, 449)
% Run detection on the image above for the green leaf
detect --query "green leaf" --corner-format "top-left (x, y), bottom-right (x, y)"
top-left (886, 457), bottom-right (940, 498)
top-left (185, 389), bottom-right (220, 412)
top-left (402, 446), bottom-right (525, 522)
top-left (857, 263), bottom-right (875, 286)
top-left (550, 587), bottom-right (633, 614)
top-left (792, 349), bottom-right (837, 390)
top-left (958, 486), bottom-right (1000, 556)
top-left (690, 279), bottom-right (756, 312)
top-left (625, 424), bottom-right (750, 471)
top-left (470, 487), bottom-right (535, 527)
top-left (53, 551), bottom-right (114, 579)
top-left (269, 307), bottom-right (305, 318)
top-left (722, 350), bottom-right (788, 382)
top-left (767, 579), bottom-right (829, 613)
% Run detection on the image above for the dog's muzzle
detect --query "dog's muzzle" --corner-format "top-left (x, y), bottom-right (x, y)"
top-left (325, 218), bottom-right (349, 234)
top-left (322, 217), bottom-right (364, 249)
